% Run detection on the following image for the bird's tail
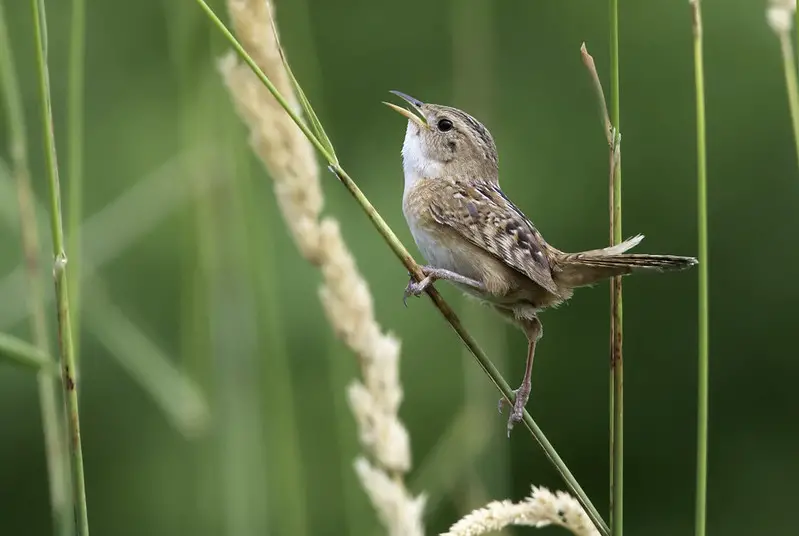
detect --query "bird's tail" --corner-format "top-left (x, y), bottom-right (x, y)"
top-left (554, 234), bottom-right (697, 288)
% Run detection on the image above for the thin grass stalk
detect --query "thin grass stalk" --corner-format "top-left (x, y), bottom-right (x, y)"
top-left (209, 171), bottom-right (265, 535)
top-left (0, 4), bottom-right (74, 535)
top-left (67, 0), bottom-right (86, 363)
top-left (195, 2), bottom-right (608, 534)
top-left (241, 165), bottom-right (310, 535)
top-left (30, 0), bottom-right (89, 533)
top-left (222, 112), bottom-right (310, 533)
top-left (608, 1), bottom-right (623, 533)
top-left (451, 0), bottom-right (510, 514)
top-left (163, 7), bottom-right (220, 528)
top-left (180, 66), bottom-right (230, 536)
top-left (215, 83), bottom-right (274, 535)
top-left (283, 3), bottom-right (365, 529)
top-left (690, 1), bottom-right (709, 535)
top-left (275, 1), bottom-right (363, 529)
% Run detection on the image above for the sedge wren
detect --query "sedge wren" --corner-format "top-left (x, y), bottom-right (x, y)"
top-left (384, 90), bottom-right (698, 435)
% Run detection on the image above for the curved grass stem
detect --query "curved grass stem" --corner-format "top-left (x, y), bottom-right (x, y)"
top-left (194, 1), bottom-right (609, 534)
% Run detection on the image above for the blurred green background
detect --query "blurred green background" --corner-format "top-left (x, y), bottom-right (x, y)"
top-left (1, 0), bottom-right (797, 534)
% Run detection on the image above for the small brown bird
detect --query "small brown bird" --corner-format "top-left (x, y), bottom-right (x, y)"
top-left (385, 90), bottom-right (698, 435)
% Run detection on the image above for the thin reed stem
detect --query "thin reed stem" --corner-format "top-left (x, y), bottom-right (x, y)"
top-left (195, 1), bottom-right (609, 534)
top-left (608, 1), bottom-right (623, 534)
top-left (30, 0), bottom-right (89, 533)
top-left (216, 88), bottom-right (289, 535)
top-left (0, 4), bottom-right (74, 534)
top-left (779, 31), bottom-right (799, 170)
top-left (67, 0), bottom-right (86, 361)
top-left (690, 2), bottom-right (709, 535)
top-left (451, 0), bottom-right (510, 511)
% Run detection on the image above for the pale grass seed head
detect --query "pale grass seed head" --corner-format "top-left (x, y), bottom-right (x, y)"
top-left (220, 1), bottom-right (423, 533)
top-left (442, 486), bottom-right (599, 536)
top-left (355, 457), bottom-right (426, 536)
top-left (768, 0), bottom-right (797, 34)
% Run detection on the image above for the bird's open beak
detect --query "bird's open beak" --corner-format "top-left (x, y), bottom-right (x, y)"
top-left (383, 90), bottom-right (428, 129)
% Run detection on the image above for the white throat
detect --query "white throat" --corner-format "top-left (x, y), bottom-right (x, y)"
top-left (401, 121), bottom-right (443, 199)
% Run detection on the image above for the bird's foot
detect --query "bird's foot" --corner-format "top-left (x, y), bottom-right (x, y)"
top-left (402, 266), bottom-right (486, 306)
top-left (403, 271), bottom-right (434, 307)
top-left (498, 379), bottom-right (532, 437)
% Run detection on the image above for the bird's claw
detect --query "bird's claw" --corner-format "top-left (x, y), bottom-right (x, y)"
top-left (403, 277), bottom-right (425, 307)
top-left (498, 385), bottom-right (531, 438)
top-left (498, 396), bottom-right (509, 414)
top-left (402, 267), bottom-right (438, 307)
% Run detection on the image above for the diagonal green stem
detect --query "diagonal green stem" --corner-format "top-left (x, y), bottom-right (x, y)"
top-left (194, 1), bottom-right (609, 534)
top-left (609, 1), bottom-right (623, 534)
top-left (0, 331), bottom-right (57, 372)
top-left (30, 0), bottom-right (90, 533)
top-left (690, 2), bottom-right (709, 536)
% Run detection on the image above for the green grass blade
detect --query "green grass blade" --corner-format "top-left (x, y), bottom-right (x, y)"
top-left (267, 14), bottom-right (337, 165)
top-left (67, 0), bottom-right (86, 363)
top-left (0, 331), bottom-right (56, 372)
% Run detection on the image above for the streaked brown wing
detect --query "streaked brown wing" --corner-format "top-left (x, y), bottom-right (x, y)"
top-left (429, 179), bottom-right (559, 294)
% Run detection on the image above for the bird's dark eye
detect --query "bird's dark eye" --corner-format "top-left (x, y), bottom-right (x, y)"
top-left (437, 118), bottom-right (453, 132)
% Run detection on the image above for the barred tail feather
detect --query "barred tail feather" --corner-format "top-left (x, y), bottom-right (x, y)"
top-left (567, 253), bottom-right (698, 270)
top-left (555, 250), bottom-right (698, 287)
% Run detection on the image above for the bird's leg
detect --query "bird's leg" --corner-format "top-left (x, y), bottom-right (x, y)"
top-left (498, 317), bottom-right (542, 436)
top-left (403, 266), bottom-right (486, 306)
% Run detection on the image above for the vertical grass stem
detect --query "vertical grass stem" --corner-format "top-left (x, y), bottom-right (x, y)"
top-left (0, 4), bottom-right (74, 535)
top-left (690, 2), bottom-right (709, 535)
top-left (67, 0), bottom-right (86, 362)
top-left (608, 1), bottom-right (623, 534)
top-left (30, 0), bottom-right (90, 533)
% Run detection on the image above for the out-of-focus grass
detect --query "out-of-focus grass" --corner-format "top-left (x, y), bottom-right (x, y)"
top-left (450, 0), bottom-right (512, 523)
top-left (66, 0), bottom-right (86, 363)
top-left (0, 9), bottom-right (72, 533)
